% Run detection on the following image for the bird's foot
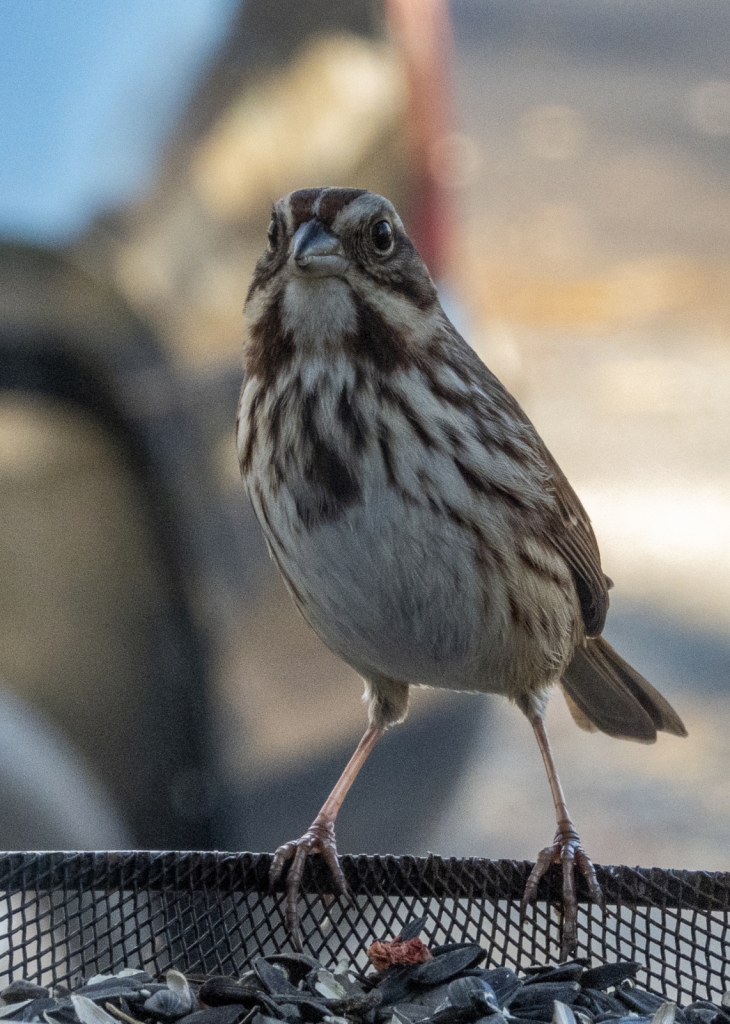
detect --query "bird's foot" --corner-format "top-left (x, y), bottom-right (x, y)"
top-left (521, 821), bottom-right (604, 960)
top-left (269, 813), bottom-right (350, 952)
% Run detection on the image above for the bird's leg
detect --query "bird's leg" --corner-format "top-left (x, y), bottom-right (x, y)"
top-left (269, 723), bottom-right (385, 951)
top-left (521, 715), bottom-right (603, 960)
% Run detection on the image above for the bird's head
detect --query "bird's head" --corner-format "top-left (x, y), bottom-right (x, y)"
top-left (244, 189), bottom-right (439, 355)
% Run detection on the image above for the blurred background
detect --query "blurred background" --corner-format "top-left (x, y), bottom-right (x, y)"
top-left (1, 0), bottom-right (729, 871)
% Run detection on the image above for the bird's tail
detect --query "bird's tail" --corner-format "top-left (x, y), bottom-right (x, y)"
top-left (561, 635), bottom-right (687, 743)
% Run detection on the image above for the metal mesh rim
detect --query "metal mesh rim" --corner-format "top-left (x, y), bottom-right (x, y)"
top-left (1, 851), bottom-right (728, 1003)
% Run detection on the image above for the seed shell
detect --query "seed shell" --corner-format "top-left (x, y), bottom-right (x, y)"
top-left (580, 967), bottom-right (639, 993)
top-left (410, 950), bottom-right (487, 988)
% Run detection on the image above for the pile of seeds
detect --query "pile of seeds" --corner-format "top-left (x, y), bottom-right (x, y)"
top-left (2, 919), bottom-right (729, 1024)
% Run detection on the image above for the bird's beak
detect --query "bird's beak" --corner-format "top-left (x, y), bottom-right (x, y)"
top-left (292, 219), bottom-right (347, 276)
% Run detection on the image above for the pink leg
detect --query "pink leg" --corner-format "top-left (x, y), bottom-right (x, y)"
top-left (269, 724), bottom-right (384, 951)
top-left (521, 717), bottom-right (604, 959)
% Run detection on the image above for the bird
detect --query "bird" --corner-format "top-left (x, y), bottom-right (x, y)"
top-left (236, 186), bottom-right (687, 959)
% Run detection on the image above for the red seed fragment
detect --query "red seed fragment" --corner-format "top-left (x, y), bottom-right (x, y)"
top-left (366, 936), bottom-right (433, 971)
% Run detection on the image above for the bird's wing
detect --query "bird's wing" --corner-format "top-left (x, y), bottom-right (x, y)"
top-left (442, 324), bottom-right (610, 637)
top-left (540, 448), bottom-right (610, 637)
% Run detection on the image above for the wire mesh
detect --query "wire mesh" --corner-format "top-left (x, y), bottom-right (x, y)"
top-left (0, 852), bottom-right (728, 1003)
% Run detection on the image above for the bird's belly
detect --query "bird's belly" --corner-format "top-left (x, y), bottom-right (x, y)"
top-left (264, 490), bottom-right (506, 692)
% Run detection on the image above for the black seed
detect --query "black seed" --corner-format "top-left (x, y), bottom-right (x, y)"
top-left (18, 998), bottom-right (56, 1020)
top-left (170, 1007), bottom-right (250, 1024)
top-left (578, 990), bottom-right (625, 1015)
top-left (507, 982), bottom-right (581, 1009)
top-left (391, 1005), bottom-right (432, 1023)
top-left (1, 982), bottom-right (51, 1003)
top-left (397, 916), bottom-right (429, 941)
top-left (507, 1002), bottom-right (563, 1022)
top-left (76, 977), bottom-right (154, 1002)
top-left (376, 967), bottom-right (420, 1007)
top-left (524, 964), bottom-right (586, 985)
top-left (264, 954), bottom-right (321, 986)
top-left (411, 946), bottom-right (487, 986)
top-left (476, 969), bottom-right (521, 1006)
top-left (255, 960), bottom-right (300, 999)
top-left (445, 977), bottom-right (499, 1014)
top-left (428, 1006), bottom-right (484, 1024)
top-left (199, 978), bottom-right (256, 1007)
top-left (580, 964), bottom-right (639, 991)
top-left (144, 990), bottom-right (192, 1020)
top-left (250, 1014), bottom-right (284, 1024)
top-left (615, 990), bottom-right (667, 1015)
top-left (431, 943), bottom-right (485, 959)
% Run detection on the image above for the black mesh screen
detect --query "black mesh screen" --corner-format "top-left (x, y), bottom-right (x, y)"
top-left (1, 852), bottom-right (728, 1004)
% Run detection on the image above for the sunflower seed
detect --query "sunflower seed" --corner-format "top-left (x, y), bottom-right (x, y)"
top-left (524, 969), bottom-right (584, 987)
top-left (0, 1002), bottom-right (33, 1019)
top-left (508, 985), bottom-right (581, 1011)
top-left (650, 1006), bottom-right (676, 1024)
top-left (72, 997), bottom-right (118, 1024)
top-left (581, 968), bottom-right (639, 993)
top-left (554, 1003), bottom-right (578, 1024)
top-left (3, 987), bottom-right (51, 1005)
top-left (615, 991), bottom-right (667, 1016)
top-left (411, 950), bottom-right (487, 988)
top-left (398, 920), bottom-right (429, 942)
top-left (143, 992), bottom-right (191, 1020)
top-left (177, 1009), bottom-right (247, 1024)
top-left (255, 963), bottom-right (300, 1001)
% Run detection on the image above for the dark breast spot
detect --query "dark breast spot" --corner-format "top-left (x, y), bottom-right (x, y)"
top-left (421, 364), bottom-right (473, 408)
top-left (336, 385), bottom-right (368, 452)
top-left (377, 419), bottom-right (398, 488)
top-left (443, 502), bottom-right (470, 530)
top-left (379, 383), bottom-right (437, 449)
top-left (345, 293), bottom-right (413, 374)
top-left (296, 443), bottom-right (362, 528)
top-left (245, 290), bottom-right (295, 387)
top-left (453, 455), bottom-right (528, 513)
top-left (454, 457), bottom-right (485, 493)
top-left (295, 389), bottom-right (363, 527)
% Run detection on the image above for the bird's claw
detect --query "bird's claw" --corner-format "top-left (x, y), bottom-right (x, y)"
top-left (269, 814), bottom-right (350, 952)
top-left (521, 822), bottom-right (603, 960)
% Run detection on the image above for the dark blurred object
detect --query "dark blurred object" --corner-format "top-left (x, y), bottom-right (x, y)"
top-left (0, 682), bottom-right (131, 848)
top-left (0, 240), bottom-right (237, 848)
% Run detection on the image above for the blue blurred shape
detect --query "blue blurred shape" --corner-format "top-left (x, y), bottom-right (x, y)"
top-left (0, 0), bottom-right (240, 243)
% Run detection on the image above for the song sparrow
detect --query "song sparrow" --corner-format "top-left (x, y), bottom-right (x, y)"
top-left (237, 187), bottom-right (687, 958)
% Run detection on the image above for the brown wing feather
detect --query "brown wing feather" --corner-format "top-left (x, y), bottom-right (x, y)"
top-left (541, 449), bottom-right (610, 637)
top-left (446, 325), bottom-right (609, 636)
top-left (562, 636), bottom-right (688, 741)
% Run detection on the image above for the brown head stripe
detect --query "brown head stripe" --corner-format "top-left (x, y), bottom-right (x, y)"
top-left (287, 188), bottom-right (369, 232)
top-left (317, 188), bottom-right (369, 228)
top-left (287, 189), bottom-right (322, 231)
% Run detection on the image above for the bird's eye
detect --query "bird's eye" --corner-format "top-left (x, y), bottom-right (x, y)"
top-left (267, 217), bottom-right (279, 249)
top-left (371, 219), bottom-right (393, 252)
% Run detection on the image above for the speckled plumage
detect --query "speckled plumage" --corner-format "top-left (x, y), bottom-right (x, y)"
top-left (237, 187), bottom-right (687, 956)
